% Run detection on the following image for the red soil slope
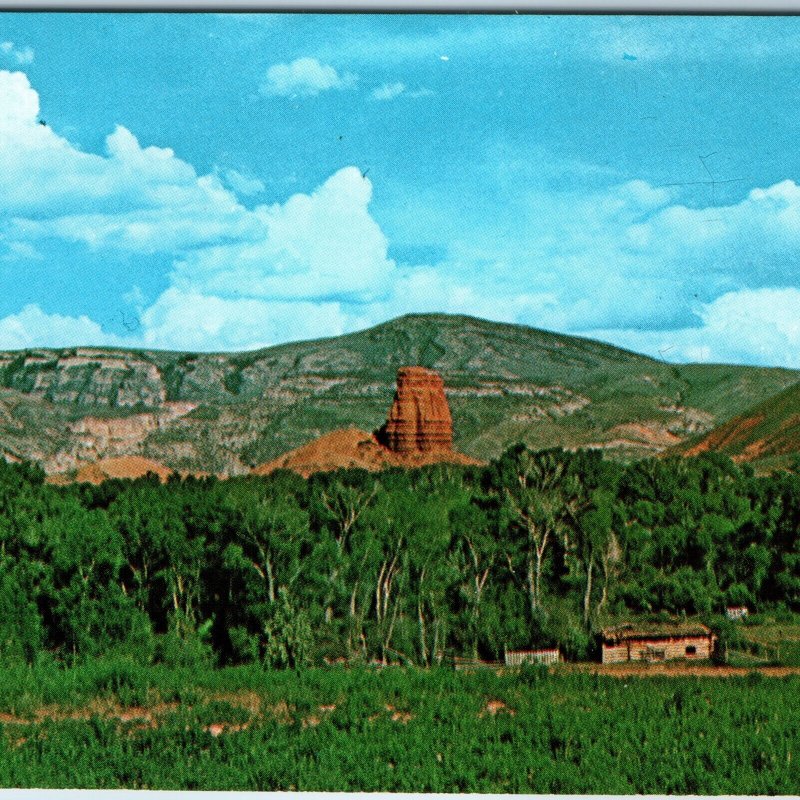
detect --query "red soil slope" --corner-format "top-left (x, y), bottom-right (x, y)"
top-left (252, 427), bottom-right (482, 479)
top-left (73, 456), bottom-right (175, 484)
top-left (675, 381), bottom-right (800, 466)
top-left (682, 414), bottom-right (766, 458)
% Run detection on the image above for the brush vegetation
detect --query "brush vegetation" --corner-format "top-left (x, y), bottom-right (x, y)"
top-left (0, 664), bottom-right (797, 792)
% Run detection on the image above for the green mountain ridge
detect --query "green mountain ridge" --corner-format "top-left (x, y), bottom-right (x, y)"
top-left (0, 313), bottom-right (798, 475)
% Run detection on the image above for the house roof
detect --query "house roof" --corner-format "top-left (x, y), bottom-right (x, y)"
top-left (601, 621), bottom-right (713, 642)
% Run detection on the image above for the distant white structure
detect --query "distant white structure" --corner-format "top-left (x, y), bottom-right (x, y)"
top-left (505, 648), bottom-right (560, 667)
top-left (726, 606), bottom-right (749, 621)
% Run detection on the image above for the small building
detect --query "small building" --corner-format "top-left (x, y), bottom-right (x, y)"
top-left (601, 621), bottom-right (716, 664)
top-left (505, 648), bottom-right (560, 667)
top-left (726, 606), bottom-right (749, 621)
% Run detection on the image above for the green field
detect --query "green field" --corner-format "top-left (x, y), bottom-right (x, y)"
top-left (733, 615), bottom-right (800, 666)
top-left (0, 663), bottom-right (797, 792)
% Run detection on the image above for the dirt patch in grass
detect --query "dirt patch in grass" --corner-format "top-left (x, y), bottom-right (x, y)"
top-left (264, 700), bottom-right (293, 723)
top-left (205, 721), bottom-right (250, 737)
top-left (385, 704), bottom-right (413, 723)
top-left (208, 690), bottom-right (262, 715)
top-left (480, 699), bottom-right (516, 717)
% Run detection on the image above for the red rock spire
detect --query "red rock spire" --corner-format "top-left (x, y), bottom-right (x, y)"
top-left (379, 366), bottom-right (453, 453)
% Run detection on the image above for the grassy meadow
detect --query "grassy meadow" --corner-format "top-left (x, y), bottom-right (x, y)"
top-left (0, 662), bottom-right (797, 792)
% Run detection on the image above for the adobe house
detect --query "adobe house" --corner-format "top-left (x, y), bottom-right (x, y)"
top-left (601, 621), bottom-right (716, 664)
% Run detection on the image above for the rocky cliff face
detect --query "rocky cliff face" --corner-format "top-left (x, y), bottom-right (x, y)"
top-left (378, 367), bottom-right (453, 453)
top-left (0, 349), bottom-right (166, 407)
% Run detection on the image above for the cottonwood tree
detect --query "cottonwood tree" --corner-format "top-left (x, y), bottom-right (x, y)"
top-left (311, 471), bottom-right (378, 625)
top-left (572, 490), bottom-right (616, 625)
top-left (406, 492), bottom-right (453, 666)
top-left (499, 447), bottom-right (570, 616)
top-left (226, 481), bottom-right (310, 605)
top-left (449, 496), bottom-right (495, 658)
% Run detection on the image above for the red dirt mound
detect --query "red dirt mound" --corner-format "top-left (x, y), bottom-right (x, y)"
top-left (74, 456), bottom-right (175, 484)
top-left (252, 427), bottom-right (482, 479)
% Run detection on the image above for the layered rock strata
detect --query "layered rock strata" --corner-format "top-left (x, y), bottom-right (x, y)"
top-left (378, 367), bottom-right (453, 453)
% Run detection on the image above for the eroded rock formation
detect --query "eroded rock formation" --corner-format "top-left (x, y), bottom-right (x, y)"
top-left (378, 366), bottom-right (453, 453)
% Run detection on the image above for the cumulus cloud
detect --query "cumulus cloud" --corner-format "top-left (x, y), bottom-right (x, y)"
top-left (585, 288), bottom-right (800, 369)
top-left (168, 167), bottom-right (393, 302)
top-left (0, 73), bottom-right (262, 252)
top-left (139, 288), bottom-right (348, 352)
top-left (223, 168), bottom-right (265, 197)
top-left (260, 57), bottom-right (356, 97)
top-left (1, 41), bottom-right (34, 65)
top-left (373, 173), bottom-right (800, 368)
top-left (466, 175), bottom-right (800, 338)
top-left (0, 72), bottom-right (396, 351)
top-left (0, 305), bottom-right (122, 349)
top-left (136, 166), bottom-right (396, 349)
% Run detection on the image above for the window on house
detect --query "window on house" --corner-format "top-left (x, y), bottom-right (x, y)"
top-left (685, 645), bottom-right (697, 656)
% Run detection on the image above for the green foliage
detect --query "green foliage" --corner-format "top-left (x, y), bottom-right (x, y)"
top-left (0, 666), bottom-right (796, 792)
top-left (222, 369), bottom-right (244, 396)
top-left (264, 588), bottom-right (312, 669)
top-left (0, 445), bottom-right (799, 668)
top-left (187, 404), bottom-right (222, 421)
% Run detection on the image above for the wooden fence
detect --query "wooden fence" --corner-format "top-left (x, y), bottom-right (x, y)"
top-left (504, 648), bottom-right (560, 667)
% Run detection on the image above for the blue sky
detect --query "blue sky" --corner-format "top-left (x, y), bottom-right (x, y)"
top-left (1, 14), bottom-right (800, 366)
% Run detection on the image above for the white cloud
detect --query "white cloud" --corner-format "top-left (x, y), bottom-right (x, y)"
top-left (450, 173), bottom-right (800, 338)
top-left (0, 72), bottom-right (261, 251)
top-left (0, 305), bottom-right (122, 349)
top-left (371, 82), bottom-right (406, 101)
top-left (167, 167), bottom-right (393, 303)
top-left (585, 288), bottom-right (800, 369)
top-left (139, 288), bottom-right (348, 352)
top-left (132, 166), bottom-right (395, 350)
top-left (1, 41), bottom-right (34, 65)
top-left (0, 72), bottom-right (396, 351)
top-left (260, 57), bottom-right (356, 98)
top-left (0, 69), bottom-right (40, 132)
top-left (223, 168), bottom-right (265, 196)
top-left (4, 70), bottom-right (800, 366)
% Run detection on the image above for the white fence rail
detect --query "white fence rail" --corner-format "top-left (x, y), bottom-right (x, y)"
top-left (504, 648), bottom-right (560, 667)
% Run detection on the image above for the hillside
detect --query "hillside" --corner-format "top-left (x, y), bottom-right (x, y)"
top-left (674, 381), bottom-right (800, 467)
top-left (251, 427), bottom-right (482, 478)
top-left (1, 313), bottom-right (798, 476)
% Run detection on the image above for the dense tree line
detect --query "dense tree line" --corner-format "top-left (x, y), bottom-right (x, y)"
top-left (0, 447), bottom-right (798, 667)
